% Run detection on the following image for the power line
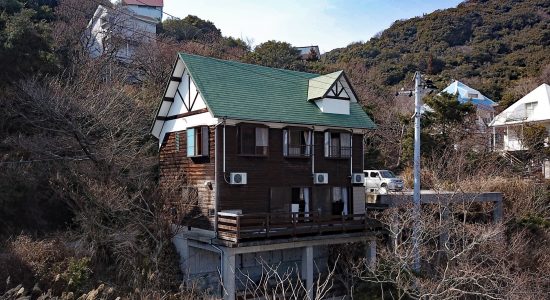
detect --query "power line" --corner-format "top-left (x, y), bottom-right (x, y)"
top-left (0, 156), bottom-right (91, 165)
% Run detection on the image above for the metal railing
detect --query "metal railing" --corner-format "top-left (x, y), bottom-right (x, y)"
top-left (217, 211), bottom-right (369, 243)
top-left (285, 144), bottom-right (312, 157)
top-left (326, 146), bottom-right (352, 158)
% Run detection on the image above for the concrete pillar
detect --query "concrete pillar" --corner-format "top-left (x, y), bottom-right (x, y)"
top-left (222, 250), bottom-right (236, 300)
top-left (302, 246), bottom-right (314, 300)
top-left (171, 232), bottom-right (190, 279)
top-left (493, 200), bottom-right (503, 223)
top-left (439, 205), bottom-right (449, 250)
top-left (365, 239), bottom-right (377, 267)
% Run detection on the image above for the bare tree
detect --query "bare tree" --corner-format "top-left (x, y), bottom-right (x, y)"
top-left (233, 256), bottom-right (339, 300)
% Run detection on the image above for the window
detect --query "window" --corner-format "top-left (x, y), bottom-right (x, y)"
top-left (370, 172), bottom-right (379, 178)
top-left (525, 102), bottom-right (537, 119)
top-left (283, 129), bottom-right (312, 157)
top-left (324, 132), bottom-right (351, 158)
top-left (187, 126), bottom-right (209, 157)
top-left (467, 93), bottom-right (478, 99)
top-left (379, 171), bottom-right (396, 178)
top-left (331, 187), bottom-right (349, 215)
top-left (239, 126), bottom-right (269, 156)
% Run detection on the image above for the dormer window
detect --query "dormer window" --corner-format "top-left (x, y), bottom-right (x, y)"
top-left (324, 131), bottom-right (351, 158)
top-left (308, 71), bottom-right (357, 115)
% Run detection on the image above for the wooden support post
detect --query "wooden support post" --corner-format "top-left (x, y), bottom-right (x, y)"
top-left (235, 216), bottom-right (240, 242)
top-left (266, 215), bottom-right (270, 238)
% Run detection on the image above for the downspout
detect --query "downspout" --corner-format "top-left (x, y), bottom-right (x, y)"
top-left (350, 129), bottom-right (354, 180)
top-left (362, 130), bottom-right (365, 171)
top-left (210, 240), bottom-right (224, 296)
top-left (214, 120), bottom-right (224, 238)
top-left (311, 126), bottom-right (315, 175)
top-left (223, 119), bottom-right (227, 174)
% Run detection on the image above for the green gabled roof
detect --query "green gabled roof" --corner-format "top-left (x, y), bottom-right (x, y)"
top-left (307, 70), bottom-right (342, 100)
top-left (178, 53), bottom-right (375, 129)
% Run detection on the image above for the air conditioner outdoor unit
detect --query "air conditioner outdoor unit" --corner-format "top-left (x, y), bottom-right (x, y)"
top-left (352, 173), bottom-right (365, 184)
top-left (313, 173), bottom-right (328, 184)
top-left (230, 172), bottom-right (247, 185)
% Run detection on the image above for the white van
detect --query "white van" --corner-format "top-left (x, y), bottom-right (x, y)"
top-left (364, 170), bottom-right (404, 193)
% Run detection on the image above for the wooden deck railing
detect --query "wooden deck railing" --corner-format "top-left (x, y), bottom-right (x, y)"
top-left (217, 212), bottom-right (370, 243)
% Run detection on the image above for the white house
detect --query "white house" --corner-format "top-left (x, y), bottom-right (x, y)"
top-left (490, 83), bottom-right (550, 151)
top-left (121, 0), bottom-right (163, 22)
top-left (84, 0), bottom-right (163, 62)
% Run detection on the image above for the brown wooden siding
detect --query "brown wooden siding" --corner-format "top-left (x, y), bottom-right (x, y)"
top-left (216, 126), bottom-right (364, 215)
top-left (159, 125), bottom-right (365, 231)
top-left (159, 127), bottom-right (216, 230)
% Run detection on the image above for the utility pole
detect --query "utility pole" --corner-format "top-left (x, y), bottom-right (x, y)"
top-left (412, 71), bottom-right (422, 273)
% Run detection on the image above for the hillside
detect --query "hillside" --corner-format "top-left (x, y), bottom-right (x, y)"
top-left (323, 0), bottom-right (550, 102)
top-left (0, 0), bottom-right (549, 298)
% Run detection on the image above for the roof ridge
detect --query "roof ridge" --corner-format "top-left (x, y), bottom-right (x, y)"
top-left (178, 52), bottom-right (319, 77)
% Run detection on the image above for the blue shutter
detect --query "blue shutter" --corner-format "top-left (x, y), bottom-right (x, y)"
top-left (187, 128), bottom-right (195, 156)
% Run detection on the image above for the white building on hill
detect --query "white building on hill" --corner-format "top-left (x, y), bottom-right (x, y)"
top-left (84, 0), bottom-right (163, 62)
top-left (490, 83), bottom-right (550, 151)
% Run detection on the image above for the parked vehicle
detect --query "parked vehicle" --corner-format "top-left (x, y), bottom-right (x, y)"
top-left (364, 170), bottom-right (404, 193)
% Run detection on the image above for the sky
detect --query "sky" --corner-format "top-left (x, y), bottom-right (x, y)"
top-left (161, 0), bottom-right (463, 52)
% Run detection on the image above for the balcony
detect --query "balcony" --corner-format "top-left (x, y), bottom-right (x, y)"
top-left (326, 146), bottom-right (351, 158)
top-left (285, 144), bottom-right (312, 157)
top-left (216, 212), bottom-right (371, 243)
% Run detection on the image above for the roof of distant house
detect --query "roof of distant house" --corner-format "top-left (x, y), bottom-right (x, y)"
top-left (122, 0), bottom-right (163, 7)
top-left (295, 46), bottom-right (320, 59)
top-left (154, 53), bottom-right (375, 133)
top-left (441, 80), bottom-right (497, 110)
top-left (490, 83), bottom-right (550, 127)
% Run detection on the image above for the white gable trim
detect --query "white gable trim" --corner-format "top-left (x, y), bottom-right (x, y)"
top-left (151, 57), bottom-right (216, 146)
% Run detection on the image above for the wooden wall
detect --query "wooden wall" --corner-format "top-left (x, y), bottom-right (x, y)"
top-left (216, 125), bottom-right (363, 215)
top-left (159, 128), bottom-right (216, 230)
top-left (159, 124), bottom-right (365, 231)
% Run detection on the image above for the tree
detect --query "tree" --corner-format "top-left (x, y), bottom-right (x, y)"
top-left (160, 15), bottom-right (221, 42)
top-left (0, 1), bottom-right (57, 82)
top-left (245, 40), bottom-right (303, 70)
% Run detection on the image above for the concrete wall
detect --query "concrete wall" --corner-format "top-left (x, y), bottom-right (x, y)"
top-left (175, 240), bottom-right (329, 297)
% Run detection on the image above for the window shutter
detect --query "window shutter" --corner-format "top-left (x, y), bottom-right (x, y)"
top-left (324, 132), bottom-right (330, 157)
top-left (175, 132), bottom-right (180, 152)
top-left (201, 126), bottom-right (209, 156)
top-left (187, 128), bottom-right (195, 156)
top-left (283, 130), bottom-right (288, 156)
